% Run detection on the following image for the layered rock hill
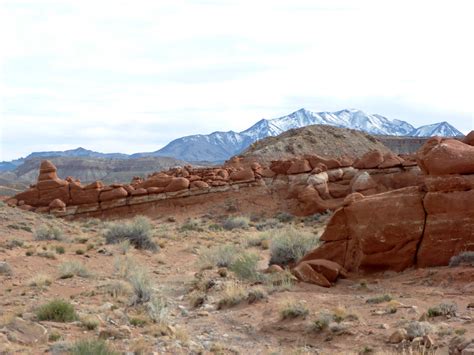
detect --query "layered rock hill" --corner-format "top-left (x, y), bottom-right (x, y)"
top-left (294, 133), bottom-right (474, 287)
top-left (6, 146), bottom-right (423, 220)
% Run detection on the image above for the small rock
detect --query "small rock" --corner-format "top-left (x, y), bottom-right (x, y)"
top-left (197, 311), bottom-right (209, 317)
top-left (412, 337), bottom-right (423, 347)
top-left (99, 302), bottom-right (114, 312)
top-left (389, 329), bottom-right (408, 344)
top-left (0, 262), bottom-right (12, 276)
top-left (380, 323), bottom-right (390, 330)
top-left (5, 317), bottom-right (47, 345)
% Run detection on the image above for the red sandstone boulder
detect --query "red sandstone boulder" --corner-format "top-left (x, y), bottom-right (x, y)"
top-left (351, 172), bottom-right (377, 193)
top-left (287, 159), bottom-right (312, 174)
top-left (303, 259), bottom-right (348, 282)
top-left (378, 152), bottom-right (404, 169)
top-left (292, 262), bottom-right (331, 287)
top-left (311, 163), bottom-right (328, 174)
top-left (342, 192), bottom-right (365, 206)
top-left (229, 168), bottom-right (255, 182)
top-left (328, 183), bottom-right (351, 199)
top-left (70, 182), bottom-right (101, 205)
top-left (130, 188), bottom-right (148, 196)
top-left (190, 180), bottom-right (209, 189)
top-left (354, 150), bottom-right (384, 169)
top-left (417, 189), bottom-right (474, 267)
top-left (138, 174), bottom-right (174, 189)
top-left (306, 155), bottom-right (341, 170)
top-left (100, 187), bottom-right (128, 202)
top-left (216, 169), bottom-right (229, 180)
top-left (270, 160), bottom-right (292, 175)
top-left (13, 188), bottom-right (39, 206)
top-left (463, 130), bottom-right (474, 146)
top-left (164, 177), bottom-right (190, 192)
top-left (424, 175), bottom-right (472, 192)
top-left (418, 138), bottom-right (474, 175)
top-left (49, 198), bottom-right (66, 208)
top-left (147, 187), bottom-right (165, 194)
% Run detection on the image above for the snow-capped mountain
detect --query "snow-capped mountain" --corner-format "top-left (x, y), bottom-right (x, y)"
top-left (148, 108), bottom-right (463, 161)
top-left (409, 122), bottom-right (463, 137)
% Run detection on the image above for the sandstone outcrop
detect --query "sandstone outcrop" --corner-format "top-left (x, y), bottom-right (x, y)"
top-left (295, 134), bottom-right (474, 280)
top-left (7, 147), bottom-right (424, 220)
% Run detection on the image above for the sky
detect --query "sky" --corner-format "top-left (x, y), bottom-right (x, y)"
top-left (0, 0), bottom-right (473, 161)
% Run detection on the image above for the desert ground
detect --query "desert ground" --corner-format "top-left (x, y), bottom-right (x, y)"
top-left (0, 201), bottom-right (472, 354)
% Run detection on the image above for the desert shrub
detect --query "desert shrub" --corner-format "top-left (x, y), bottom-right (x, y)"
top-left (449, 251), bottom-right (474, 267)
top-left (405, 321), bottom-right (433, 340)
top-left (58, 261), bottom-right (91, 279)
top-left (0, 262), bottom-right (12, 275)
top-left (37, 251), bottom-right (56, 259)
top-left (311, 312), bottom-right (332, 332)
top-left (104, 216), bottom-right (157, 251)
top-left (146, 296), bottom-right (168, 324)
top-left (247, 287), bottom-right (267, 304)
top-left (255, 218), bottom-right (282, 231)
top-left (280, 299), bottom-right (309, 319)
top-left (428, 302), bottom-right (457, 317)
top-left (71, 339), bottom-right (117, 355)
top-left (229, 252), bottom-right (260, 281)
top-left (114, 256), bottom-right (139, 279)
top-left (100, 280), bottom-right (132, 298)
top-left (129, 317), bottom-right (147, 327)
top-left (268, 227), bottom-right (319, 266)
top-left (222, 216), bottom-right (250, 231)
top-left (34, 225), bottom-right (63, 241)
top-left (198, 244), bottom-right (240, 268)
top-left (128, 267), bottom-right (153, 305)
top-left (55, 245), bottom-right (65, 254)
top-left (246, 233), bottom-right (269, 247)
top-left (28, 274), bottom-right (52, 288)
top-left (274, 212), bottom-right (294, 223)
top-left (81, 317), bottom-right (99, 330)
top-left (5, 239), bottom-right (24, 249)
top-left (264, 269), bottom-right (295, 293)
top-left (180, 218), bottom-right (203, 232)
top-left (75, 249), bottom-right (85, 255)
top-left (217, 282), bottom-right (247, 309)
top-left (118, 240), bottom-right (131, 255)
top-left (36, 299), bottom-right (77, 322)
top-left (366, 294), bottom-right (392, 304)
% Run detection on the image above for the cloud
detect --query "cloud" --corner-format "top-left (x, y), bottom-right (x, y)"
top-left (1, 0), bottom-right (473, 160)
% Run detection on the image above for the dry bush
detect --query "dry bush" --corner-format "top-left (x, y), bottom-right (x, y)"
top-left (217, 282), bottom-right (247, 309)
top-left (104, 216), bottom-right (157, 251)
top-left (268, 227), bottom-right (319, 266)
top-left (198, 244), bottom-right (240, 269)
top-left (28, 274), bottom-right (52, 288)
top-left (229, 252), bottom-right (260, 281)
top-left (34, 225), bottom-right (63, 241)
top-left (279, 299), bottom-right (309, 319)
top-left (58, 261), bottom-right (91, 279)
top-left (222, 216), bottom-right (250, 230)
top-left (36, 299), bottom-right (77, 322)
top-left (449, 251), bottom-right (474, 267)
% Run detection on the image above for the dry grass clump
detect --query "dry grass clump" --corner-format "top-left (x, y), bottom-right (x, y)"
top-left (100, 280), bottom-right (132, 299)
top-left (104, 216), bottom-right (158, 251)
top-left (366, 294), bottom-right (392, 304)
top-left (34, 225), bottom-right (63, 241)
top-left (279, 299), bottom-right (309, 319)
top-left (198, 244), bottom-right (240, 269)
top-left (268, 227), bottom-right (319, 266)
top-left (405, 321), bottom-right (433, 340)
top-left (28, 274), bottom-right (52, 288)
top-left (264, 269), bottom-right (296, 293)
top-left (81, 316), bottom-right (99, 330)
top-left (71, 339), bottom-right (117, 355)
top-left (58, 261), bottom-right (91, 279)
top-left (114, 255), bottom-right (139, 279)
top-left (449, 251), bottom-right (474, 267)
top-left (427, 302), bottom-right (457, 318)
top-left (180, 218), bottom-right (204, 232)
top-left (128, 266), bottom-right (153, 305)
top-left (217, 282), bottom-right (247, 309)
top-left (146, 296), bottom-right (168, 324)
top-left (222, 216), bottom-right (250, 230)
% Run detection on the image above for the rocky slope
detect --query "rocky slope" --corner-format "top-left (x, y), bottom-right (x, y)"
top-left (241, 124), bottom-right (391, 163)
top-left (0, 156), bottom-right (187, 188)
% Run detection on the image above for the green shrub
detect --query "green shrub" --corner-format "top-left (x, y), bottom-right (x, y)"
top-left (255, 218), bottom-right (282, 231)
top-left (104, 216), bottom-right (157, 251)
top-left (36, 299), bottom-right (77, 322)
top-left (268, 227), bottom-right (319, 266)
top-left (81, 317), bottom-right (99, 330)
top-left (428, 302), bottom-right (457, 317)
top-left (311, 312), bottom-right (332, 332)
top-left (34, 225), bottom-right (63, 241)
top-left (71, 339), bottom-right (117, 355)
top-left (247, 287), bottom-right (267, 304)
top-left (222, 216), bottom-right (250, 231)
top-left (229, 252), bottom-right (260, 281)
top-left (449, 251), bottom-right (474, 267)
top-left (58, 261), bottom-right (91, 279)
top-left (55, 245), bottom-right (65, 254)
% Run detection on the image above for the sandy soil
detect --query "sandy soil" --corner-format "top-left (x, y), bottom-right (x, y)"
top-left (0, 203), bottom-right (472, 354)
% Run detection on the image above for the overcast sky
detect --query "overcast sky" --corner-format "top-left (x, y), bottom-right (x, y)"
top-left (1, 0), bottom-right (473, 161)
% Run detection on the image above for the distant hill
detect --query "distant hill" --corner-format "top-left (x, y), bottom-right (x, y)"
top-left (241, 124), bottom-right (391, 163)
top-left (139, 108), bottom-right (463, 162)
top-left (0, 156), bottom-right (188, 192)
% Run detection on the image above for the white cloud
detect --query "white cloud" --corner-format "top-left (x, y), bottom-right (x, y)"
top-left (1, 0), bottom-right (473, 160)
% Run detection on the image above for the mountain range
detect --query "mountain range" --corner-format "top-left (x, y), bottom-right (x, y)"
top-left (0, 108), bottom-right (464, 169)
